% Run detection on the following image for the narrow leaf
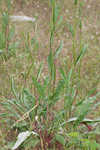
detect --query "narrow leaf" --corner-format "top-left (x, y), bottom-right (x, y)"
top-left (12, 131), bottom-right (38, 150)
top-left (32, 77), bottom-right (44, 97)
top-left (54, 41), bottom-right (63, 59)
top-left (75, 44), bottom-right (88, 65)
top-left (36, 62), bottom-right (43, 81)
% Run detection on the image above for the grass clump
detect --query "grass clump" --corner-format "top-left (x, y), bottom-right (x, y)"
top-left (0, 0), bottom-right (100, 150)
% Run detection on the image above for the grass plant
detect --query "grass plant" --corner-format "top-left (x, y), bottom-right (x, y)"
top-left (0, 0), bottom-right (100, 149)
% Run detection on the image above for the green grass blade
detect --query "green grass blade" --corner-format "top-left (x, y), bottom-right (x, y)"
top-left (32, 77), bottom-right (45, 98)
top-left (66, 68), bottom-right (73, 87)
top-left (54, 40), bottom-right (63, 59)
top-left (0, 100), bottom-right (23, 115)
top-left (67, 24), bottom-right (75, 37)
top-left (0, 102), bottom-right (21, 119)
top-left (75, 44), bottom-right (88, 65)
top-left (48, 50), bottom-right (56, 81)
top-left (22, 89), bottom-right (36, 109)
top-left (49, 79), bottom-right (65, 105)
top-left (36, 62), bottom-right (43, 81)
top-left (48, 50), bottom-right (53, 73)
top-left (11, 77), bottom-right (18, 99)
top-left (59, 67), bottom-right (66, 82)
top-left (0, 113), bottom-right (18, 118)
